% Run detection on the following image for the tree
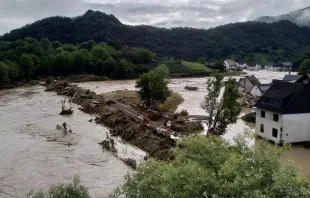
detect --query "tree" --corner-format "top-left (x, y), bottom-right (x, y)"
top-left (91, 46), bottom-right (109, 60)
top-left (111, 133), bottom-right (310, 198)
top-left (52, 41), bottom-right (62, 49)
top-left (40, 38), bottom-right (51, 50)
top-left (298, 59), bottom-right (310, 75)
top-left (136, 65), bottom-right (170, 105)
top-left (196, 57), bottom-right (206, 64)
top-left (28, 175), bottom-right (91, 198)
top-left (20, 54), bottom-right (34, 81)
top-left (213, 60), bottom-right (225, 72)
top-left (201, 74), bottom-right (241, 135)
top-left (0, 62), bottom-right (9, 87)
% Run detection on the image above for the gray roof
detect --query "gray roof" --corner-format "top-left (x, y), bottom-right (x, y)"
top-left (282, 62), bottom-right (293, 67)
top-left (283, 75), bottom-right (303, 82)
top-left (247, 63), bottom-right (260, 67)
top-left (247, 75), bottom-right (261, 86)
top-left (254, 81), bottom-right (310, 114)
top-left (258, 84), bottom-right (270, 93)
top-left (265, 62), bottom-right (274, 66)
top-left (226, 59), bottom-right (236, 66)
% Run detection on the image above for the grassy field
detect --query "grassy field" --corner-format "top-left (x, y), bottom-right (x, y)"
top-left (166, 60), bottom-right (212, 77)
top-left (181, 61), bottom-right (211, 73)
top-left (159, 93), bottom-right (184, 113)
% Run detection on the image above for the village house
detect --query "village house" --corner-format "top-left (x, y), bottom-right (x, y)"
top-left (282, 62), bottom-right (293, 70)
top-left (254, 81), bottom-right (310, 144)
top-left (238, 75), bottom-right (261, 94)
top-left (267, 63), bottom-right (283, 71)
top-left (237, 62), bottom-right (248, 69)
top-left (224, 59), bottom-right (237, 70)
top-left (247, 63), bottom-right (262, 71)
top-left (264, 62), bottom-right (274, 70)
top-left (267, 62), bottom-right (292, 71)
top-left (250, 84), bottom-right (270, 97)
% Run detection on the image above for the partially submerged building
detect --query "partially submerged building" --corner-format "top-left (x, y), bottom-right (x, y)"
top-left (250, 84), bottom-right (270, 97)
top-left (254, 81), bottom-right (310, 144)
top-left (238, 75), bottom-right (261, 94)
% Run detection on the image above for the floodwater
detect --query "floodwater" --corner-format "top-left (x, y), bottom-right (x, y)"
top-left (0, 70), bottom-right (307, 197)
top-left (79, 70), bottom-right (310, 177)
top-left (0, 86), bottom-right (145, 198)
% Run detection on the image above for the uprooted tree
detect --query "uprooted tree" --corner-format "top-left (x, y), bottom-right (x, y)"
top-left (201, 74), bottom-right (241, 136)
top-left (135, 64), bottom-right (170, 106)
top-left (109, 133), bottom-right (310, 198)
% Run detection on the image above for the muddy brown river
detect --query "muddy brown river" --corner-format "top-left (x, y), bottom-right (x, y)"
top-left (1, 70), bottom-right (309, 197)
top-left (0, 86), bottom-right (145, 198)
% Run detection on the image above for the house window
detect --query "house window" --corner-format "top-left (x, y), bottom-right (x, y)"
top-left (261, 110), bottom-right (265, 118)
top-left (260, 124), bottom-right (264, 133)
top-left (272, 128), bottom-right (278, 138)
top-left (273, 114), bottom-right (279, 122)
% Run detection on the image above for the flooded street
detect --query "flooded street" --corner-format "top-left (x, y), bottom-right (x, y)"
top-left (0, 70), bottom-right (308, 197)
top-left (0, 86), bottom-right (144, 198)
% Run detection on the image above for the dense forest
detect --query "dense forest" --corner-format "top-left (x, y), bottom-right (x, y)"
top-left (0, 37), bottom-right (158, 88)
top-left (2, 10), bottom-right (310, 62)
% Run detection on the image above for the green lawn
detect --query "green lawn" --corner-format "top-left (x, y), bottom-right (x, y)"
top-left (181, 61), bottom-right (211, 72)
top-left (166, 60), bottom-right (211, 77)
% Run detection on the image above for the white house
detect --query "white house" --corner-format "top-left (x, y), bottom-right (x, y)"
top-left (237, 62), bottom-right (248, 69)
top-left (238, 75), bottom-right (261, 94)
top-left (254, 81), bottom-right (310, 144)
top-left (247, 63), bottom-right (262, 71)
top-left (267, 63), bottom-right (292, 71)
top-left (250, 84), bottom-right (270, 97)
top-left (264, 62), bottom-right (274, 70)
top-left (224, 59), bottom-right (237, 70)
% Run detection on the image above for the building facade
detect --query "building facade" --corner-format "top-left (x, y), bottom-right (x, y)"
top-left (254, 81), bottom-right (310, 144)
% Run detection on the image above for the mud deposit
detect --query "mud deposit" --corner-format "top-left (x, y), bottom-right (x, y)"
top-left (0, 86), bottom-right (145, 198)
top-left (46, 82), bottom-right (199, 161)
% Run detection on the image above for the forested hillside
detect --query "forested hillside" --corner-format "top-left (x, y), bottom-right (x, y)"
top-left (0, 38), bottom-right (158, 88)
top-left (256, 6), bottom-right (310, 27)
top-left (2, 10), bottom-right (310, 62)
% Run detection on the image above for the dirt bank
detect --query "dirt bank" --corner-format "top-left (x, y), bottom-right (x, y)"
top-left (45, 81), bottom-right (201, 160)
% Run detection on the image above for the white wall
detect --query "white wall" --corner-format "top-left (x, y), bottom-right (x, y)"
top-left (256, 109), bottom-right (310, 143)
top-left (244, 78), bottom-right (254, 93)
top-left (224, 60), bottom-right (229, 69)
top-left (250, 86), bottom-right (262, 97)
top-left (255, 109), bottom-right (282, 143)
top-left (282, 113), bottom-right (310, 143)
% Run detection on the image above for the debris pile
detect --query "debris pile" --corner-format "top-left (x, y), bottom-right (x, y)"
top-left (45, 81), bottom-right (202, 161)
top-left (59, 100), bottom-right (73, 115)
top-left (237, 94), bottom-right (258, 108)
top-left (185, 86), bottom-right (199, 91)
top-left (99, 133), bottom-right (117, 153)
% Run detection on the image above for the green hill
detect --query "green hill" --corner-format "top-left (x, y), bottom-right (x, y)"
top-left (2, 10), bottom-right (310, 62)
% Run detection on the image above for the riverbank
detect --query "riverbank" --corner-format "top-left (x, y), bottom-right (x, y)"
top-left (46, 81), bottom-right (202, 161)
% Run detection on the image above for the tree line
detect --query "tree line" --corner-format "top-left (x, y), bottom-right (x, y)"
top-left (0, 37), bottom-right (157, 88)
top-left (2, 10), bottom-right (310, 63)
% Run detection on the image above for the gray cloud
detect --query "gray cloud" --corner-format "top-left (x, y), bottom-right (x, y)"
top-left (0, 0), bottom-right (308, 35)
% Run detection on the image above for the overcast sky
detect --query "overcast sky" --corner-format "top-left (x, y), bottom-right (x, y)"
top-left (0, 0), bottom-right (308, 35)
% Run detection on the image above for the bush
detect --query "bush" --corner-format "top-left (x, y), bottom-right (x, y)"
top-left (27, 175), bottom-right (91, 198)
top-left (46, 76), bottom-right (55, 84)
